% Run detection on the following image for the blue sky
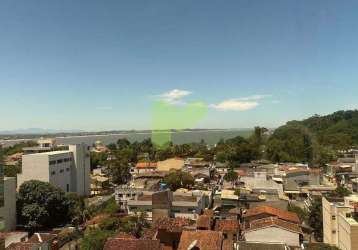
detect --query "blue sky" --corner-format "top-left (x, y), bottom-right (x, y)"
top-left (1, 0), bottom-right (358, 131)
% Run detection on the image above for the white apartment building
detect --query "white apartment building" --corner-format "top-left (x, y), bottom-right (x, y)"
top-left (0, 177), bottom-right (17, 231)
top-left (323, 195), bottom-right (358, 250)
top-left (18, 144), bottom-right (91, 197)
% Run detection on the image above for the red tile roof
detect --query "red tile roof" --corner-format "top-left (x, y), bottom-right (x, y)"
top-left (245, 217), bottom-right (302, 234)
top-left (103, 238), bottom-right (163, 250)
top-left (177, 230), bottom-right (223, 250)
top-left (214, 220), bottom-right (240, 233)
top-left (243, 206), bottom-right (300, 224)
top-left (154, 217), bottom-right (194, 232)
top-left (196, 215), bottom-right (212, 229)
top-left (136, 162), bottom-right (158, 168)
top-left (6, 242), bottom-right (41, 250)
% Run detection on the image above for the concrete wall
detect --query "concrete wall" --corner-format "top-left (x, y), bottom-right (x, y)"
top-left (244, 227), bottom-right (300, 247)
top-left (337, 214), bottom-right (358, 250)
top-left (18, 154), bottom-right (50, 188)
top-left (69, 144), bottom-right (91, 197)
top-left (48, 152), bottom-right (72, 193)
top-left (0, 177), bottom-right (17, 231)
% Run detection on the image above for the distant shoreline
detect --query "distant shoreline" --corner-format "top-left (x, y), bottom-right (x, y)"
top-left (0, 129), bottom-right (253, 147)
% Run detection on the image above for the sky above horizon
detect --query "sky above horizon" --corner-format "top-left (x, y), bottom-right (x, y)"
top-left (1, 0), bottom-right (358, 131)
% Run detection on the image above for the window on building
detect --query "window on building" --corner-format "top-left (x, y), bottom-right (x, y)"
top-left (57, 159), bottom-right (63, 164)
top-left (66, 184), bottom-right (69, 192)
top-left (332, 215), bottom-right (336, 220)
top-left (66, 168), bottom-right (70, 172)
top-left (332, 230), bottom-right (336, 234)
top-left (49, 160), bottom-right (56, 165)
top-left (51, 171), bottom-right (56, 175)
top-left (60, 169), bottom-right (64, 173)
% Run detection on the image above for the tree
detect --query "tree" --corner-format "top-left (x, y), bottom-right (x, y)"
top-left (330, 186), bottom-right (351, 197)
top-left (90, 151), bottom-right (108, 170)
top-left (80, 228), bottom-right (114, 250)
top-left (224, 168), bottom-right (238, 185)
top-left (17, 180), bottom-right (70, 231)
top-left (308, 198), bottom-right (323, 241)
top-left (120, 211), bottom-right (150, 238)
top-left (288, 204), bottom-right (307, 222)
top-left (107, 159), bottom-right (131, 185)
top-left (163, 170), bottom-right (194, 191)
top-left (66, 193), bottom-right (89, 227)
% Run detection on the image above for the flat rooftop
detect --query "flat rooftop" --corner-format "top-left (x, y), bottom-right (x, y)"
top-left (24, 150), bottom-right (71, 156)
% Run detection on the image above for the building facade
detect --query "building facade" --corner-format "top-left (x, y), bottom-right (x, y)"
top-left (0, 177), bottom-right (16, 231)
top-left (323, 195), bottom-right (358, 250)
top-left (18, 144), bottom-right (90, 196)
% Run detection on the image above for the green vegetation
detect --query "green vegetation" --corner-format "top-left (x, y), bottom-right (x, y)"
top-left (80, 228), bottom-right (114, 250)
top-left (4, 164), bottom-right (21, 177)
top-left (329, 186), bottom-right (352, 197)
top-left (2, 141), bottom-right (37, 155)
top-left (308, 198), bottom-right (323, 241)
top-left (265, 111), bottom-right (358, 164)
top-left (305, 243), bottom-right (340, 250)
top-left (17, 180), bottom-right (70, 231)
top-left (224, 168), bottom-right (239, 184)
top-left (163, 170), bottom-right (194, 191)
top-left (90, 151), bottom-right (108, 170)
top-left (288, 204), bottom-right (308, 222)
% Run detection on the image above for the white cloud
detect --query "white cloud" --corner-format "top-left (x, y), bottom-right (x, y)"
top-left (210, 99), bottom-right (259, 111)
top-left (158, 89), bottom-right (192, 104)
top-left (238, 94), bottom-right (270, 101)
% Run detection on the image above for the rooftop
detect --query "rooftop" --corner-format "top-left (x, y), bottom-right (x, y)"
top-left (214, 220), bottom-right (240, 233)
top-left (103, 238), bottom-right (163, 250)
top-left (23, 150), bottom-right (70, 156)
top-left (236, 241), bottom-right (288, 250)
top-left (244, 217), bottom-right (302, 234)
top-left (243, 205), bottom-right (300, 224)
top-left (177, 230), bottom-right (223, 250)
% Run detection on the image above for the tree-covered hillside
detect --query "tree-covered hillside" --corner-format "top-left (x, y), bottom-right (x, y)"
top-left (266, 110), bottom-right (358, 165)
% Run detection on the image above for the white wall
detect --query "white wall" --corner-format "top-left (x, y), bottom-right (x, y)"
top-left (18, 154), bottom-right (50, 188)
top-left (69, 144), bottom-right (91, 196)
top-left (244, 227), bottom-right (300, 247)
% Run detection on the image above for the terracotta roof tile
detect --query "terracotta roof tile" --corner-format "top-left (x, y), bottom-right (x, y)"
top-left (6, 242), bottom-right (41, 250)
top-left (104, 238), bottom-right (163, 250)
top-left (214, 220), bottom-right (240, 233)
top-left (245, 217), bottom-right (302, 234)
top-left (177, 230), bottom-right (223, 250)
top-left (196, 215), bottom-right (212, 229)
top-left (243, 205), bottom-right (300, 224)
top-left (136, 162), bottom-right (158, 168)
top-left (154, 217), bottom-right (194, 232)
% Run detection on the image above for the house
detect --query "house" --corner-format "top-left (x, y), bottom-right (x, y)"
top-left (243, 206), bottom-right (300, 224)
top-left (115, 186), bottom-right (143, 212)
top-left (131, 162), bottom-right (158, 174)
top-left (243, 217), bottom-right (302, 247)
top-left (214, 220), bottom-right (240, 241)
top-left (127, 190), bottom-right (205, 221)
top-left (6, 232), bottom-right (58, 250)
top-left (18, 144), bottom-right (91, 196)
top-left (0, 232), bottom-right (28, 249)
top-left (236, 242), bottom-right (290, 250)
top-left (153, 217), bottom-right (194, 250)
top-left (91, 175), bottom-right (110, 195)
top-left (177, 230), bottom-right (224, 250)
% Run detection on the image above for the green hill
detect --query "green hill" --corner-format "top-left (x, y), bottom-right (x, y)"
top-left (266, 110), bottom-right (358, 164)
